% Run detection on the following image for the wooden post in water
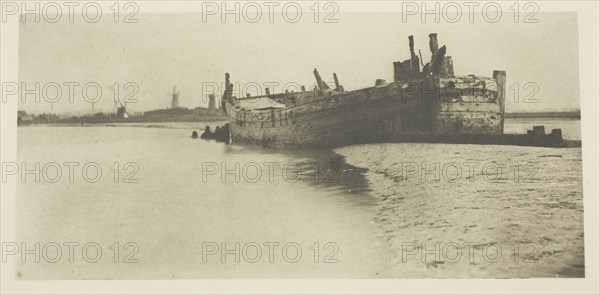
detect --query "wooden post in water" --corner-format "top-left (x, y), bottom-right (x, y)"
top-left (533, 126), bottom-right (545, 136)
top-left (551, 129), bottom-right (563, 143)
top-left (493, 70), bottom-right (506, 134)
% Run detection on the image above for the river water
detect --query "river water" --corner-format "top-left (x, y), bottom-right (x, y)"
top-left (15, 118), bottom-right (583, 278)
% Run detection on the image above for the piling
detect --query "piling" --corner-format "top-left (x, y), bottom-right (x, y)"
top-left (550, 128), bottom-right (564, 144)
top-left (532, 125), bottom-right (546, 137)
top-left (551, 128), bottom-right (562, 138)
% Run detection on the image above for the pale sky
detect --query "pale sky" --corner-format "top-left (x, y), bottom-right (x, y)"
top-left (19, 11), bottom-right (579, 114)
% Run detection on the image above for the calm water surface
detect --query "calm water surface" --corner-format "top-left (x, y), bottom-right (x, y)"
top-left (16, 118), bottom-right (583, 278)
top-left (17, 125), bottom-right (391, 279)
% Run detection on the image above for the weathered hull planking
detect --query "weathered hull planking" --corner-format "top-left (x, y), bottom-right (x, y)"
top-left (222, 33), bottom-right (507, 148)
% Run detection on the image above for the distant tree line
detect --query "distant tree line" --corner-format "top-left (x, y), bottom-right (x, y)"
top-left (17, 107), bottom-right (226, 125)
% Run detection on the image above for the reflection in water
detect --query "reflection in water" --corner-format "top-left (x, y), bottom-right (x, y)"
top-left (222, 145), bottom-right (374, 206)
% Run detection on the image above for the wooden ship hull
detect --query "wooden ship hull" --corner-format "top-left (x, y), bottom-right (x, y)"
top-left (221, 33), bottom-right (513, 148)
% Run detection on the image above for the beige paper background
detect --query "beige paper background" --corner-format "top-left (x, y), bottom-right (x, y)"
top-left (1, 0), bottom-right (598, 293)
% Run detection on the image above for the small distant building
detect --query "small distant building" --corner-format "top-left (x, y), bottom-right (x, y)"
top-left (18, 114), bottom-right (34, 125)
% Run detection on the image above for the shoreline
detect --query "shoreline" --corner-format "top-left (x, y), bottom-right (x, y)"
top-left (17, 118), bottom-right (227, 126)
top-left (17, 121), bottom-right (228, 130)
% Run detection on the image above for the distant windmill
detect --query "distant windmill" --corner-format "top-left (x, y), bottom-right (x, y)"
top-left (208, 94), bottom-right (217, 110)
top-left (170, 86), bottom-right (180, 109)
top-left (114, 97), bottom-right (129, 119)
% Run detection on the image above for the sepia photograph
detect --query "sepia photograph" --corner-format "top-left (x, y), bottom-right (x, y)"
top-left (1, 0), bottom-right (599, 294)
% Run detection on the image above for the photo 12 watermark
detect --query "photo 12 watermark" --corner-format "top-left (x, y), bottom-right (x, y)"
top-left (200, 1), bottom-right (339, 23)
top-left (1, 162), bottom-right (140, 184)
top-left (401, 2), bottom-right (539, 24)
top-left (399, 241), bottom-right (541, 265)
top-left (2, 81), bottom-right (140, 105)
top-left (1, 1), bottom-right (140, 23)
top-left (201, 241), bottom-right (340, 264)
top-left (2, 241), bottom-right (140, 264)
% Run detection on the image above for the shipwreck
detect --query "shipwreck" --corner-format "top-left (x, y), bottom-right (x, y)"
top-left (219, 33), bottom-right (571, 148)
